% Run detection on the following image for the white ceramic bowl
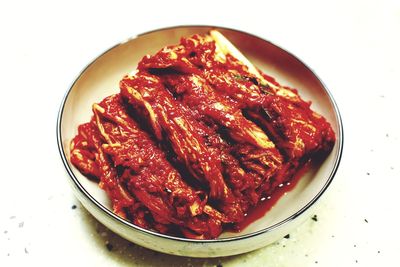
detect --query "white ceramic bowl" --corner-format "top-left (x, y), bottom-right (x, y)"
top-left (57, 26), bottom-right (343, 258)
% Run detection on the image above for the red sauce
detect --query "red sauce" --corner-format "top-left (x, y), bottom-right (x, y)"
top-left (232, 162), bottom-right (310, 232)
top-left (70, 32), bottom-right (335, 239)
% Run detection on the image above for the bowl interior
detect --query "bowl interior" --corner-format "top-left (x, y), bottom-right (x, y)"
top-left (59, 26), bottom-right (342, 239)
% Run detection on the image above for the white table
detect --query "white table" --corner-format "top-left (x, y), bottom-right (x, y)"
top-left (1, 0), bottom-right (399, 266)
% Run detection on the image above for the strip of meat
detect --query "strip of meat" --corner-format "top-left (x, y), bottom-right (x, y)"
top-left (120, 73), bottom-right (245, 222)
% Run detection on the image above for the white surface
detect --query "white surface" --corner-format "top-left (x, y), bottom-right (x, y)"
top-left (0, 0), bottom-right (399, 266)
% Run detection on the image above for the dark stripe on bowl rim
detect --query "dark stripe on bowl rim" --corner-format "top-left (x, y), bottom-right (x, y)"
top-left (57, 25), bottom-right (344, 244)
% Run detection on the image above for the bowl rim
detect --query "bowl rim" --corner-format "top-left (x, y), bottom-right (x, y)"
top-left (57, 25), bottom-right (344, 244)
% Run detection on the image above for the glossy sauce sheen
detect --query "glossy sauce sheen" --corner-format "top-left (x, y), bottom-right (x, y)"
top-left (70, 32), bottom-right (335, 239)
top-left (232, 163), bottom-right (310, 232)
